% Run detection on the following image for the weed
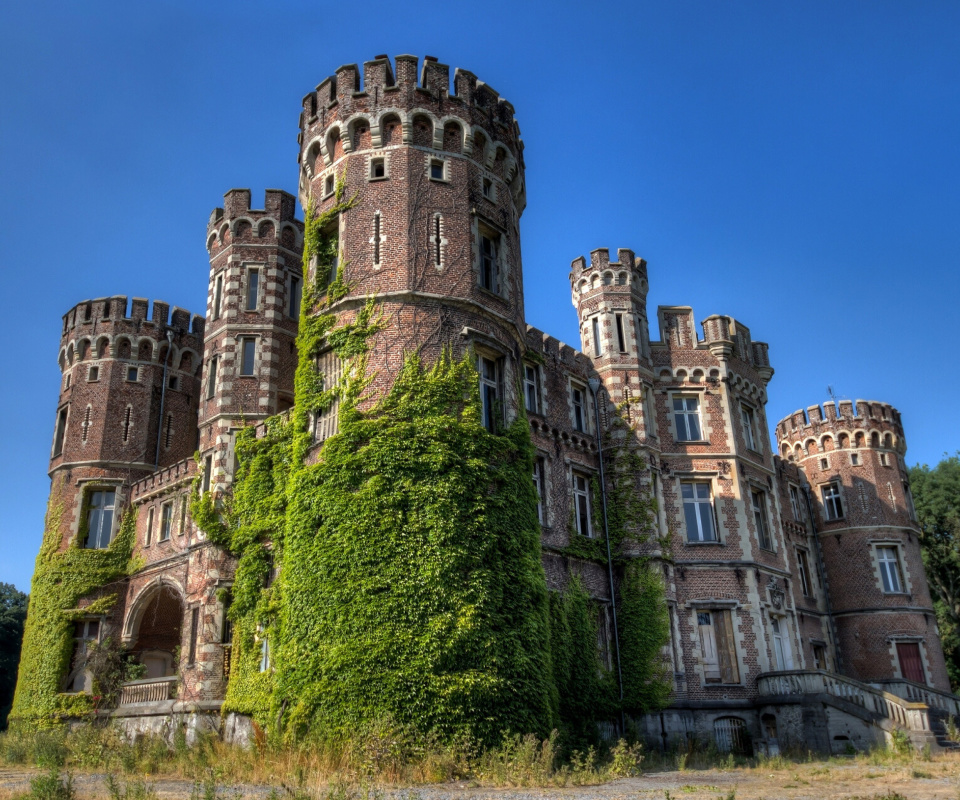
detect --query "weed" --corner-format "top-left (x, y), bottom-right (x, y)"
top-left (26, 768), bottom-right (74, 800)
top-left (911, 768), bottom-right (933, 779)
top-left (105, 775), bottom-right (159, 800)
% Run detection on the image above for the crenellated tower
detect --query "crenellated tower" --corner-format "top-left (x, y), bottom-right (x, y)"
top-left (199, 189), bottom-right (304, 492)
top-left (776, 400), bottom-right (950, 690)
top-left (50, 297), bottom-right (204, 549)
top-left (296, 55), bottom-right (528, 412)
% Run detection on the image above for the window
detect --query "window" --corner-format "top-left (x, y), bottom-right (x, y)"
top-left (880, 452), bottom-right (890, 467)
top-left (167, 375), bottom-right (178, 390)
top-left (597, 604), bottom-right (613, 670)
top-left (820, 457), bottom-right (829, 470)
top-left (81, 406), bottom-right (91, 443)
top-left (87, 365), bottom-right (99, 382)
top-left (369, 157), bottom-right (386, 179)
top-left (896, 642), bottom-right (925, 683)
top-left (246, 268), bottom-right (259, 311)
top-left (186, 606), bottom-right (200, 665)
top-left (126, 366), bottom-right (138, 382)
top-left (289, 276), bottom-right (301, 320)
top-left (212, 273), bottom-right (223, 321)
top-left (482, 176), bottom-right (494, 199)
top-left (221, 592), bottom-right (234, 644)
top-left (592, 317), bottom-right (602, 356)
top-left (122, 406), bottom-right (132, 443)
top-left (164, 414), bottom-right (173, 449)
top-left (821, 481), bottom-right (843, 521)
top-left (479, 356), bottom-right (501, 433)
top-left (159, 502), bottom-right (172, 541)
top-left (770, 617), bottom-right (793, 670)
top-left (523, 364), bottom-right (541, 414)
top-left (904, 482), bottom-right (917, 521)
top-left (877, 546), bottom-right (904, 593)
top-left (85, 489), bottom-right (116, 549)
top-left (533, 457), bottom-right (545, 525)
top-left (240, 337), bottom-right (256, 376)
top-left (697, 610), bottom-right (739, 683)
top-left (789, 485), bottom-right (803, 521)
top-left (673, 396), bottom-right (702, 441)
top-left (429, 158), bottom-right (445, 181)
top-left (796, 548), bottom-right (813, 596)
top-left (479, 231), bottom-right (500, 293)
top-left (259, 636), bottom-right (271, 672)
top-left (572, 471), bottom-right (593, 537)
top-left (571, 383), bottom-right (587, 432)
top-left (53, 407), bottom-right (67, 456)
top-left (615, 313), bottom-right (627, 353)
top-left (682, 482), bottom-right (717, 542)
top-left (324, 174), bottom-right (335, 196)
top-left (752, 490), bottom-right (772, 550)
top-left (851, 452), bottom-right (860, 466)
top-left (206, 356), bottom-right (218, 399)
top-left (67, 619), bottom-right (100, 692)
top-left (812, 643), bottom-right (827, 670)
top-left (432, 214), bottom-right (443, 267)
top-left (65, 373), bottom-right (71, 390)
top-left (179, 496), bottom-right (188, 535)
top-left (741, 405), bottom-right (757, 451)
top-left (145, 507), bottom-right (154, 547)
top-left (202, 455), bottom-right (213, 494)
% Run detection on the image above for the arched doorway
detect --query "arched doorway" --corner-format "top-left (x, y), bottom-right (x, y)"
top-left (128, 583), bottom-right (184, 678)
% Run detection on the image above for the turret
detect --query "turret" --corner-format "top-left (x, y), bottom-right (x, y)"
top-left (50, 297), bottom-right (203, 550)
top-left (775, 401), bottom-right (950, 690)
top-left (199, 189), bottom-right (304, 492)
top-left (297, 54), bottom-right (528, 336)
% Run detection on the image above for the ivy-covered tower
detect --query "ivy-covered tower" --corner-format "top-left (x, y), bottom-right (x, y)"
top-left (199, 189), bottom-right (303, 492)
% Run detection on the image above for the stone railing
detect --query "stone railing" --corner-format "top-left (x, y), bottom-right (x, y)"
top-left (119, 676), bottom-right (178, 705)
top-left (758, 670), bottom-right (930, 733)
top-left (874, 679), bottom-right (960, 717)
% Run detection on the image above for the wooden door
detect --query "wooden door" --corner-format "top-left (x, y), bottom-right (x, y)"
top-left (897, 642), bottom-right (926, 684)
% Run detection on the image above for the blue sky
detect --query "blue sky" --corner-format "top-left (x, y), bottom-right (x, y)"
top-left (2, 1), bottom-right (959, 592)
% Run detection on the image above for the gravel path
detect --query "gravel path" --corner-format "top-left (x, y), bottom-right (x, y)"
top-left (1, 762), bottom-right (958, 799)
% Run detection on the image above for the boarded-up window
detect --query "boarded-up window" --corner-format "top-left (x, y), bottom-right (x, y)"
top-left (313, 350), bottom-right (342, 444)
top-left (698, 609), bottom-right (739, 684)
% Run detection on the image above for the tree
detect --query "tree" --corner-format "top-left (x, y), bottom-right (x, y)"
top-left (0, 583), bottom-right (29, 728)
top-left (909, 454), bottom-right (960, 690)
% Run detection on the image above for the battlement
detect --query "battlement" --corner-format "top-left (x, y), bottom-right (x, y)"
top-left (61, 297), bottom-right (204, 341)
top-left (775, 400), bottom-right (904, 444)
top-left (303, 54), bottom-right (518, 123)
top-left (651, 308), bottom-right (772, 378)
top-left (208, 188), bottom-right (300, 229)
top-left (130, 456), bottom-right (197, 502)
top-left (569, 249), bottom-right (648, 298)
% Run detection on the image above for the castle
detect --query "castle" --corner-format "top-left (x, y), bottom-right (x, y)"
top-left (13, 54), bottom-right (959, 753)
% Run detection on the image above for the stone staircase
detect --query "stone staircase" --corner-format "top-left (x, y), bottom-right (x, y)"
top-left (758, 670), bottom-right (960, 751)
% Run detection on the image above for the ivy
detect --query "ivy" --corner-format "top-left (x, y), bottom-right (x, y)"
top-left (10, 481), bottom-right (137, 727)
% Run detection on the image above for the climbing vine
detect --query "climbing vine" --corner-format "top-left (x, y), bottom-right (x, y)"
top-left (10, 479), bottom-right (136, 727)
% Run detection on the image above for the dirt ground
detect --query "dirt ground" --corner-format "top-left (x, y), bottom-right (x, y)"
top-left (2, 756), bottom-right (959, 799)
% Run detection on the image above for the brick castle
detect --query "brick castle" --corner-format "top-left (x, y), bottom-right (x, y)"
top-left (17, 54), bottom-right (958, 752)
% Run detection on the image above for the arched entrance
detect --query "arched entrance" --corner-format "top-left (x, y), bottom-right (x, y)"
top-left (126, 582), bottom-right (184, 678)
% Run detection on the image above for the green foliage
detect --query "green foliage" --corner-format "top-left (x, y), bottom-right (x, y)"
top-left (0, 582), bottom-right (28, 729)
top-left (909, 454), bottom-right (960, 690)
top-left (9, 485), bottom-right (137, 726)
top-left (25, 767), bottom-right (75, 800)
top-left (619, 563), bottom-right (672, 713)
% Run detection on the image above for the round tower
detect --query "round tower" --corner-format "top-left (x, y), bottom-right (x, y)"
top-left (50, 296), bottom-right (204, 550)
top-left (200, 189), bottom-right (304, 492)
top-left (296, 55), bottom-right (528, 404)
top-left (775, 400), bottom-right (950, 690)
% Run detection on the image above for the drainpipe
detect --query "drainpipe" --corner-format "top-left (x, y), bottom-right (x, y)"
top-left (154, 330), bottom-right (174, 469)
top-left (803, 485), bottom-right (842, 675)
top-left (588, 377), bottom-right (626, 734)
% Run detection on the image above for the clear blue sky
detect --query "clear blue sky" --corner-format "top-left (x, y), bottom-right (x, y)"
top-left (2, 1), bottom-right (959, 593)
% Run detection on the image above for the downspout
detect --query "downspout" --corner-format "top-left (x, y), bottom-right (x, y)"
top-left (803, 484), bottom-right (842, 674)
top-left (154, 329), bottom-right (174, 469)
top-left (588, 377), bottom-right (626, 734)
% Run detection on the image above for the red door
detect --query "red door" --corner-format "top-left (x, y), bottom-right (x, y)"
top-left (897, 642), bottom-right (926, 684)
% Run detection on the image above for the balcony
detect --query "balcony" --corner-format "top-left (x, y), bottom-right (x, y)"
top-left (119, 676), bottom-right (178, 705)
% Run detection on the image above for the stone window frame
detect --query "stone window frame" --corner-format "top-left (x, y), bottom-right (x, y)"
top-left (237, 335), bottom-right (259, 378)
top-left (676, 472), bottom-right (722, 545)
top-left (474, 217), bottom-right (506, 298)
top-left (211, 271), bottom-right (224, 321)
top-left (568, 377), bottom-right (591, 434)
top-left (243, 265), bottom-right (263, 313)
top-left (158, 499), bottom-right (174, 542)
top-left (750, 486), bottom-right (775, 552)
top-left (642, 383), bottom-right (658, 439)
top-left (322, 172), bottom-right (336, 199)
top-left (74, 480), bottom-right (123, 550)
top-left (287, 273), bottom-right (302, 321)
top-left (206, 355), bottom-right (219, 400)
top-left (144, 506), bottom-right (155, 548)
top-left (87, 364), bottom-right (100, 382)
top-left (767, 611), bottom-right (795, 671)
top-left (788, 483), bottom-right (804, 521)
top-left (740, 402), bottom-right (759, 453)
top-left (481, 174), bottom-right (497, 202)
top-left (820, 480), bottom-right (844, 521)
top-left (570, 465), bottom-right (595, 539)
top-left (870, 539), bottom-right (910, 596)
top-left (795, 546), bottom-right (814, 596)
top-left (63, 617), bottom-right (103, 693)
top-left (125, 365), bottom-right (140, 383)
top-left (429, 213), bottom-right (446, 270)
top-left (367, 153), bottom-right (389, 182)
top-left (887, 635), bottom-right (932, 686)
top-left (522, 361), bottom-right (543, 416)
top-left (370, 211), bottom-right (385, 269)
top-left (532, 452), bottom-right (549, 527)
top-left (669, 390), bottom-right (707, 444)
top-left (426, 155), bottom-right (449, 183)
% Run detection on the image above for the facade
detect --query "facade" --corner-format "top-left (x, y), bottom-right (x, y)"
top-left (16, 54), bottom-right (957, 752)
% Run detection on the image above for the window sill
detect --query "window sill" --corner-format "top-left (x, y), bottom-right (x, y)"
top-left (703, 682), bottom-right (742, 688)
top-left (429, 177), bottom-right (450, 184)
top-left (882, 591), bottom-right (911, 598)
top-left (368, 176), bottom-right (389, 182)
top-left (685, 540), bottom-right (722, 546)
top-left (477, 285), bottom-right (505, 301)
top-left (676, 440), bottom-right (710, 445)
